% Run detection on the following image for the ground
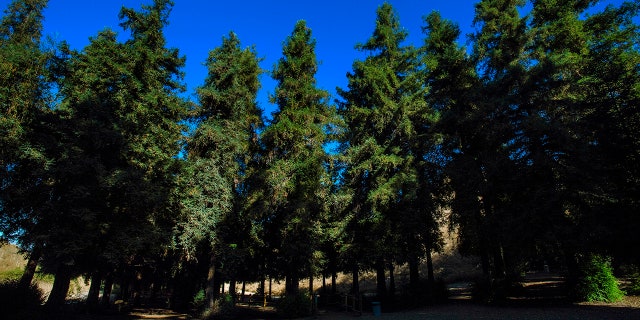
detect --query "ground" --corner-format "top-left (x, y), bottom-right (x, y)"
top-left (3, 242), bottom-right (640, 319)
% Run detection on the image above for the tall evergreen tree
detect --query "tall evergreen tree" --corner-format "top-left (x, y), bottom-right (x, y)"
top-left (39, 0), bottom-right (188, 307)
top-left (523, 0), bottom-right (640, 270)
top-left (258, 20), bottom-right (336, 295)
top-left (445, 0), bottom-right (529, 282)
top-left (175, 31), bottom-right (262, 307)
top-left (580, 1), bottom-right (640, 264)
top-left (0, 0), bottom-right (53, 289)
top-left (338, 2), bottom-right (428, 299)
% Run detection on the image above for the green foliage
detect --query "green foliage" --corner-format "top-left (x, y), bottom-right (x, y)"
top-left (191, 288), bottom-right (206, 309)
top-left (175, 31), bottom-right (262, 260)
top-left (256, 20), bottom-right (336, 293)
top-left (0, 279), bottom-right (44, 317)
top-left (276, 290), bottom-right (311, 319)
top-left (201, 293), bottom-right (236, 320)
top-left (338, 3), bottom-right (438, 297)
top-left (620, 265), bottom-right (640, 296)
top-left (576, 254), bottom-right (625, 303)
top-left (628, 275), bottom-right (640, 296)
top-left (0, 267), bottom-right (23, 281)
top-left (0, 0), bottom-right (54, 253)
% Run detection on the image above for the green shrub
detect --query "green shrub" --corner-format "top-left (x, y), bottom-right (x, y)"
top-left (276, 290), bottom-right (311, 319)
top-left (201, 294), bottom-right (235, 320)
top-left (576, 254), bottom-right (624, 302)
top-left (620, 265), bottom-right (640, 296)
top-left (0, 279), bottom-right (44, 317)
top-left (192, 289), bottom-right (206, 309)
top-left (628, 277), bottom-right (640, 296)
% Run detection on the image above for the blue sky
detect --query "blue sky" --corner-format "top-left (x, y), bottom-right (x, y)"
top-left (0, 0), bottom-right (631, 119)
top-left (1, 0), bottom-right (479, 118)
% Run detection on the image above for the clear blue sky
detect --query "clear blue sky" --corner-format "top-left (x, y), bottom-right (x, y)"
top-left (0, 0), bottom-right (630, 119)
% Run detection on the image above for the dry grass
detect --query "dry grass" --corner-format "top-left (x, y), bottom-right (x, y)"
top-left (238, 225), bottom-right (481, 296)
top-left (0, 243), bottom-right (27, 273)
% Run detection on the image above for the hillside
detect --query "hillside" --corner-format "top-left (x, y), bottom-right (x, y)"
top-left (0, 244), bottom-right (26, 276)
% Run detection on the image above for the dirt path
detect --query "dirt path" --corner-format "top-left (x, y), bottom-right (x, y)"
top-left (312, 300), bottom-right (640, 320)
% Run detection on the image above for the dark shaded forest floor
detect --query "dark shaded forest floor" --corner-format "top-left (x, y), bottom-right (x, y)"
top-left (130, 273), bottom-right (640, 319)
top-left (7, 273), bottom-right (640, 319)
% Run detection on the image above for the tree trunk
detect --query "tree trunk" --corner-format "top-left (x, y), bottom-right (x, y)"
top-left (481, 247), bottom-right (491, 277)
top-left (408, 256), bottom-right (420, 289)
top-left (205, 252), bottom-right (217, 307)
top-left (229, 279), bottom-right (236, 301)
top-left (268, 277), bottom-right (272, 300)
top-left (493, 244), bottom-right (506, 279)
top-left (285, 275), bottom-right (299, 295)
top-left (351, 264), bottom-right (359, 295)
top-left (19, 245), bottom-right (41, 289)
top-left (322, 273), bottom-right (326, 295)
top-left (132, 270), bottom-right (142, 307)
top-left (426, 249), bottom-right (435, 283)
top-left (375, 259), bottom-right (386, 300)
top-left (260, 276), bottom-right (267, 307)
top-left (241, 281), bottom-right (246, 302)
top-left (86, 271), bottom-right (102, 308)
top-left (388, 263), bottom-right (395, 300)
top-left (46, 265), bottom-right (72, 309)
top-left (120, 275), bottom-right (130, 302)
top-left (332, 270), bottom-right (337, 295)
top-left (308, 273), bottom-right (314, 296)
top-left (260, 275), bottom-right (266, 296)
top-left (101, 274), bottom-right (114, 307)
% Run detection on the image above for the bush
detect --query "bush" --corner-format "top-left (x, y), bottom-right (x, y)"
top-left (619, 264), bottom-right (640, 296)
top-left (276, 290), bottom-right (311, 319)
top-left (201, 294), bottom-right (235, 320)
top-left (628, 276), bottom-right (640, 296)
top-left (0, 279), bottom-right (44, 318)
top-left (576, 254), bottom-right (624, 302)
top-left (192, 289), bottom-right (206, 309)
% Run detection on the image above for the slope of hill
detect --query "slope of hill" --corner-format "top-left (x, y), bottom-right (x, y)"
top-left (0, 244), bottom-right (26, 279)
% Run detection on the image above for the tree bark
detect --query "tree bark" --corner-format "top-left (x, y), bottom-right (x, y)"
top-left (132, 270), bottom-right (142, 307)
top-left (119, 275), bottom-right (130, 302)
top-left (388, 263), bottom-right (395, 299)
top-left (322, 273), bottom-right (326, 295)
top-left (268, 277), bottom-right (272, 300)
top-left (101, 274), bottom-right (114, 307)
top-left (46, 265), bottom-right (72, 309)
top-left (481, 246), bottom-right (491, 277)
top-left (205, 252), bottom-right (217, 307)
top-left (332, 270), bottom-right (337, 295)
top-left (426, 249), bottom-right (435, 283)
top-left (19, 245), bottom-right (41, 289)
top-left (493, 244), bottom-right (506, 279)
top-left (375, 259), bottom-right (386, 300)
top-left (308, 273), bottom-right (314, 296)
top-left (351, 264), bottom-right (359, 295)
top-left (285, 274), bottom-right (299, 295)
top-left (241, 281), bottom-right (246, 302)
top-left (86, 271), bottom-right (102, 308)
top-left (409, 256), bottom-right (420, 289)
top-left (229, 279), bottom-right (237, 301)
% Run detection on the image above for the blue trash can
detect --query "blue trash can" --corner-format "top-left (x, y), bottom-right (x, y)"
top-left (372, 301), bottom-right (381, 316)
